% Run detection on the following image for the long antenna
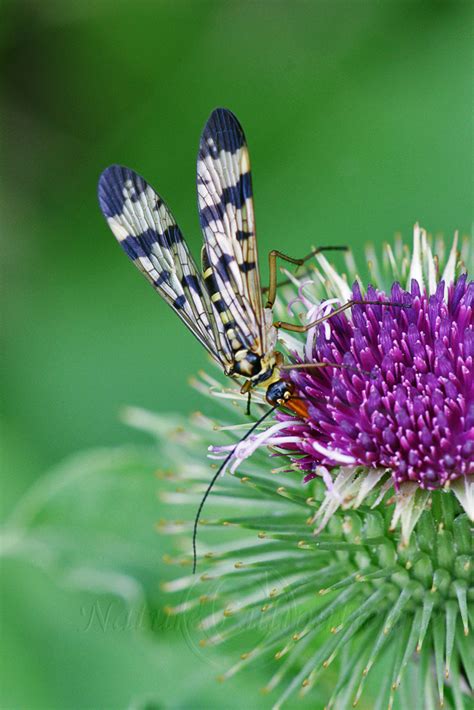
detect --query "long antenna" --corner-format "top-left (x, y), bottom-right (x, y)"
top-left (192, 403), bottom-right (278, 574)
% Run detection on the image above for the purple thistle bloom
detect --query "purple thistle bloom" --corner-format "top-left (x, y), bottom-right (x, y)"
top-left (278, 275), bottom-right (474, 491)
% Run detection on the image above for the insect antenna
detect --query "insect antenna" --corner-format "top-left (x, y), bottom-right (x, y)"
top-left (192, 403), bottom-right (278, 573)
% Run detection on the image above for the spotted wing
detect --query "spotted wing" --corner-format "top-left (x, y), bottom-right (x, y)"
top-left (98, 165), bottom-right (234, 370)
top-left (197, 109), bottom-right (266, 355)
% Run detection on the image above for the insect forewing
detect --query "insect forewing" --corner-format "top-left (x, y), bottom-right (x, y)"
top-left (197, 109), bottom-right (266, 355)
top-left (98, 165), bottom-right (233, 369)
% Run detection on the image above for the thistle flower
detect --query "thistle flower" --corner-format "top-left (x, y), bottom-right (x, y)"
top-left (130, 226), bottom-right (473, 709)
top-left (272, 275), bottom-right (473, 542)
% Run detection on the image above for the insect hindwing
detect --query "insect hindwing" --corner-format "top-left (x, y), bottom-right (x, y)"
top-left (98, 165), bottom-right (234, 371)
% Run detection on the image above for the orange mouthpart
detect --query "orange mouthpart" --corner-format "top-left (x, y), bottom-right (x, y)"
top-left (285, 397), bottom-right (309, 419)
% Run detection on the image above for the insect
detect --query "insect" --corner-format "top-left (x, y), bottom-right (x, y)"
top-left (98, 109), bottom-right (346, 410)
top-left (98, 108), bottom-right (398, 571)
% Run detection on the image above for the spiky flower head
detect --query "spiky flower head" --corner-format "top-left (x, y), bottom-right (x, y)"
top-left (131, 227), bottom-right (473, 709)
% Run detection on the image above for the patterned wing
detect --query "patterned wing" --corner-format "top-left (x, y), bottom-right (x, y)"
top-left (98, 165), bottom-right (234, 370)
top-left (197, 108), bottom-right (266, 356)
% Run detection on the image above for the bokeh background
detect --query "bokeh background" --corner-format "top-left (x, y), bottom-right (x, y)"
top-left (1, 1), bottom-right (473, 708)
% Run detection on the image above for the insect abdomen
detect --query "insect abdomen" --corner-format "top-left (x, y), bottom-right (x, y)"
top-left (201, 246), bottom-right (243, 352)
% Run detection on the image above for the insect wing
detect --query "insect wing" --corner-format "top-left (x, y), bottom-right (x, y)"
top-left (197, 109), bottom-right (266, 355)
top-left (98, 165), bottom-right (233, 368)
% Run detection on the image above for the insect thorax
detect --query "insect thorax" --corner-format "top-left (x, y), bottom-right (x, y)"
top-left (233, 349), bottom-right (267, 378)
top-left (234, 352), bottom-right (294, 407)
top-left (233, 349), bottom-right (284, 389)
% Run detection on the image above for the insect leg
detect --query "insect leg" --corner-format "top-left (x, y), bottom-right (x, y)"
top-left (264, 246), bottom-right (348, 308)
top-left (274, 299), bottom-right (408, 332)
top-left (280, 361), bottom-right (372, 378)
top-left (282, 361), bottom-right (346, 371)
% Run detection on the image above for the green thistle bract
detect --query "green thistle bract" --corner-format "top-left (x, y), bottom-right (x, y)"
top-left (129, 227), bottom-right (473, 709)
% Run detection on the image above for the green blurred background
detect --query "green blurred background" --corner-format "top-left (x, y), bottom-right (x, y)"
top-left (1, 1), bottom-right (473, 708)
